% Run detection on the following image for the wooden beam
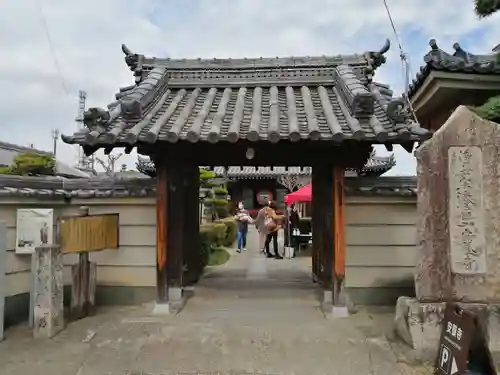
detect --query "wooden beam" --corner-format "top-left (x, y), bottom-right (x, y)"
top-left (138, 140), bottom-right (373, 167)
top-left (155, 157), bottom-right (168, 302)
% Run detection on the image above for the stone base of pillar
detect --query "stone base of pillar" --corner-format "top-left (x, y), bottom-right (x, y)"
top-left (394, 296), bottom-right (500, 365)
top-left (321, 288), bottom-right (353, 318)
top-left (33, 245), bottom-right (64, 339)
top-left (150, 287), bottom-right (187, 315)
top-left (332, 306), bottom-right (349, 318)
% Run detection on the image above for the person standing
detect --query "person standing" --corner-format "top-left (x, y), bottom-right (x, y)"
top-left (264, 202), bottom-right (284, 259)
top-left (234, 201), bottom-right (252, 253)
top-left (254, 202), bottom-right (269, 253)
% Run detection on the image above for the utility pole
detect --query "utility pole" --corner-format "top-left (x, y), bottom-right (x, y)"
top-left (74, 90), bottom-right (95, 172)
top-left (52, 128), bottom-right (60, 158)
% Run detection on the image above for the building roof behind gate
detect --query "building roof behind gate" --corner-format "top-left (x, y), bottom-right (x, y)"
top-left (407, 39), bottom-right (500, 99)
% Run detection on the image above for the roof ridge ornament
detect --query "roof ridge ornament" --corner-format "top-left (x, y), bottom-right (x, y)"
top-left (364, 38), bottom-right (391, 79)
top-left (122, 44), bottom-right (146, 84)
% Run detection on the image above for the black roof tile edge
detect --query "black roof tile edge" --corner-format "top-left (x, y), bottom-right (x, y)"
top-left (407, 39), bottom-right (500, 99)
top-left (120, 39), bottom-right (392, 73)
top-left (0, 141), bottom-right (53, 156)
top-left (0, 175), bottom-right (416, 198)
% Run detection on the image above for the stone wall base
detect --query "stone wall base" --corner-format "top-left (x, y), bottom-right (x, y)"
top-left (394, 296), bottom-right (500, 366)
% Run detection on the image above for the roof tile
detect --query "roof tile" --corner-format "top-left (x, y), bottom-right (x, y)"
top-left (408, 39), bottom-right (500, 98)
top-left (62, 42), bottom-right (431, 149)
top-left (0, 175), bottom-right (416, 199)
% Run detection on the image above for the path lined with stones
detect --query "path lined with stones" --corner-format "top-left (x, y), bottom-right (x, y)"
top-left (0, 228), bottom-right (430, 375)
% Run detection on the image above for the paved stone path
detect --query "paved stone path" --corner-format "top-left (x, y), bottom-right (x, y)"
top-left (0, 228), bottom-right (431, 375)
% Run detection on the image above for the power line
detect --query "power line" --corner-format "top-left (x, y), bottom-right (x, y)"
top-left (382, 0), bottom-right (418, 122)
top-left (35, 0), bottom-right (70, 97)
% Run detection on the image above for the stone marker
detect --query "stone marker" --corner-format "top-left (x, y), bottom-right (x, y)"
top-left (394, 106), bottom-right (500, 363)
top-left (0, 222), bottom-right (6, 341)
top-left (33, 245), bottom-right (64, 339)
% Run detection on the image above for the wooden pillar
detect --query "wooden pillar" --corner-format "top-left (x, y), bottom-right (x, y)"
top-left (166, 163), bottom-right (185, 297)
top-left (156, 158), bottom-right (196, 303)
top-left (311, 165), bottom-right (334, 291)
top-left (182, 165), bottom-right (201, 286)
top-left (333, 167), bottom-right (346, 305)
top-left (155, 157), bottom-right (168, 302)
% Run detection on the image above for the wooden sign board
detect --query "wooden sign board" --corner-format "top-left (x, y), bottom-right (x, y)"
top-left (435, 303), bottom-right (495, 375)
top-left (59, 214), bottom-right (119, 254)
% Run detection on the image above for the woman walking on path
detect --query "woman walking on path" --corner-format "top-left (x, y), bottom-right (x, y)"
top-left (264, 202), bottom-right (284, 259)
top-left (234, 201), bottom-right (252, 253)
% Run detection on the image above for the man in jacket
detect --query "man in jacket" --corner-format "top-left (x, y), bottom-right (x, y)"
top-left (254, 201), bottom-right (269, 253)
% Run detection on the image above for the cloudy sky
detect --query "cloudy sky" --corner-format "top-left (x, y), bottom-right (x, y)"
top-left (1, 0), bottom-right (499, 175)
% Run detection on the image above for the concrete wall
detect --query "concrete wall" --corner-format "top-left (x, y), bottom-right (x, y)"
top-left (0, 193), bottom-right (417, 325)
top-left (345, 195), bottom-right (417, 305)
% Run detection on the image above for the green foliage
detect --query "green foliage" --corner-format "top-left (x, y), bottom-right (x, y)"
top-left (212, 223), bottom-right (228, 246)
top-left (208, 247), bottom-right (230, 266)
top-left (204, 197), bottom-right (230, 219)
top-left (0, 167), bottom-right (13, 175)
top-left (470, 95), bottom-right (500, 123)
top-left (0, 152), bottom-right (55, 176)
top-left (198, 224), bottom-right (215, 272)
top-left (204, 198), bottom-right (229, 206)
top-left (468, 1), bottom-right (500, 122)
top-left (200, 168), bottom-right (218, 189)
top-left (215, 218), bottom-right (238, 247)
top-left (474, 0), bottom-right (500, 18)
top-left (212, 187), bottom-right (228, 196)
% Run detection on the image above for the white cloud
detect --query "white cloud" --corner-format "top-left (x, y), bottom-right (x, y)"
top-left (1, 0), bottom-right (499, 174)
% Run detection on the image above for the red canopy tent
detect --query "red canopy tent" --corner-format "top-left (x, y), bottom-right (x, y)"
top-left (284, 184), bottom-right (312, 205)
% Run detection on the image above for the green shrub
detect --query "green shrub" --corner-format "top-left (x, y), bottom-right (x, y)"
top-left (213, 187), bottom-right (228, 196)
top-left (203, 198), bottom-right (229, 206)
top-left (199, 224), bottom-right (214, 269)
top-left (208, 247), bottom-right (230, 266)
top-left (470, 95), bottom-right (500, 123)
top-left (0, 152), bottom-right (55, 176)
top-left (216, 218), bottom-right (238, 247)
top-left (212, 223), bottom-right (227, 246)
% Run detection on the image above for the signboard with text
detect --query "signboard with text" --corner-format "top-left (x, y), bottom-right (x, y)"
top-left (59, 214), bottom-right (119, 253)
top-left (436, 303), bottom-right (495, 375)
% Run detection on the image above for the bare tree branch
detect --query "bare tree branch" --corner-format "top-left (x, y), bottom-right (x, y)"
top-left (96, 152), bottom-right (123, 177)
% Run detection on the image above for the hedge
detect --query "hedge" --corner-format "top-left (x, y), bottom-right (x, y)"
top-left (198, 218), bottom-right (237, 269)
top-left (215, 218), bottom-right (238, 247)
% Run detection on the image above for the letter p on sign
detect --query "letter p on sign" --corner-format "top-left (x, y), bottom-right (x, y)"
top-left (439, 345), bottom-right (454, 374)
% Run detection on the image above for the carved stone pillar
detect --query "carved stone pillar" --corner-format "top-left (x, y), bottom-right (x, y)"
top-left (33, 245), bottom-right (64, 339)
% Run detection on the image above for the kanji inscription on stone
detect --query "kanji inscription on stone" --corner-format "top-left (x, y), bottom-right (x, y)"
top-left (448, 146), bottom-right (486, 275)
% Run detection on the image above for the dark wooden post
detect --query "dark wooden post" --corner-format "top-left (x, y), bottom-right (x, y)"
top-left (311, 165), bottom-right (334, 307)
top-left (155, 157), bottom-right (168, 303)
top-left (182, 165), bottom-right (201, 285)
top-left (70, 206), bottom-right (97, 320)
top-left (333, 167), bottom-right (346, 306)
top-left (165, 163), bottom-right (185, 300)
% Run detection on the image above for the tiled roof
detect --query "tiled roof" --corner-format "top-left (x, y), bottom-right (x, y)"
top-left (213, 153), bottom-right (395, 178)
top-left (0, 141), bottom-right (90, 178)
top-left (0, 175), bottom-right (416, 199)
top-left (408, 39), bottom-right (500, 99)
top-left (135, 150), bottom-right (395, 179)
top-left (61, 41), bottom-right (431, 150)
